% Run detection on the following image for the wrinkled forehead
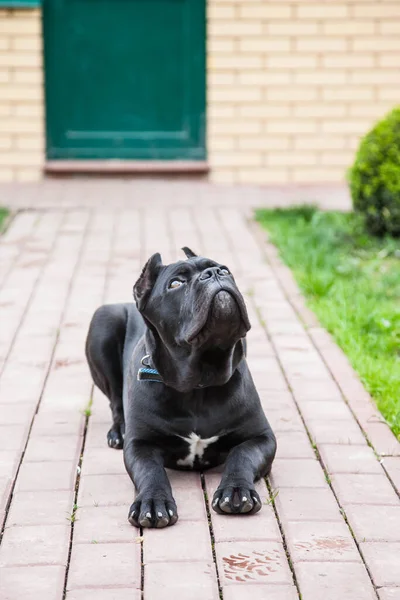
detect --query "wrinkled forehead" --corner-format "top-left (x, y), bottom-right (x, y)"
top-left (157, 257), bottom-right (221, 285)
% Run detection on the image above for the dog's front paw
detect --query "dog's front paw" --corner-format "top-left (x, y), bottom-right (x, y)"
top-left (107, 425), bottom-right (124, 449)
top-left (128, 493), bottom-right (178, 529)
top-left (212, 484), bottom-right (262, 515)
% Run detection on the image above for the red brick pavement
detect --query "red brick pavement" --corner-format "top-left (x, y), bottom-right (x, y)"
top-left (0, 183), bottom-right (398, 600)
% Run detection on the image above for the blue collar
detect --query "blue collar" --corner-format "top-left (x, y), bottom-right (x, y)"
top-left (137, 354), bottom-right (205, 389)
top-left (137, 355), bottom-right (163, 383)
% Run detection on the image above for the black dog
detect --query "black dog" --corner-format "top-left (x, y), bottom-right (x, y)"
top-left (85, 247), bottom-right (276, 528)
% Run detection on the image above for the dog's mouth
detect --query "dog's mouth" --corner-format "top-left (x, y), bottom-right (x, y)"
top-left (186, 288), bottom-right (250, 345)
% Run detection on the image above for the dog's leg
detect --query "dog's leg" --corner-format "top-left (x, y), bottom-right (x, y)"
top-left (124, 441), bottom-right (178, 529)
top-left (212, 433), bottom-right (276, 515)
top-left (86, 305), bottom-right (127, 449)
top-left (106, 392), bottom-right (125, 449)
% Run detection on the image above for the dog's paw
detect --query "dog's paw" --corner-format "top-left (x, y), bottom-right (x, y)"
top-left (128, 495), bottom-right (178, 529)
top-left (212, 485), bottom-right (262, 515)
top-left (107, 426), bottom-right (124, 450)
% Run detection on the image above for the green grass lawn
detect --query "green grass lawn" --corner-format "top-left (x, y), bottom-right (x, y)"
top-left (256, 206), bottom-right (400, 439)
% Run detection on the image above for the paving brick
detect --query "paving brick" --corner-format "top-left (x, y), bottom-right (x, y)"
top-left (0, 524), bottom-right (70, 566)
top-left (283, 361), bottom-right (330, 382)
top-left (7, 490), bottom-right (74, 526)
top-left (144, 519), bottom-right (211, 562)
top-left (0, 424), bottom-right (29, 452)
top-left (260, 398), bottom-right (298, 422)
top-left (276, 488), bottom-right (342, 523)
top-left (319, 444), bottom-right (382, 475)
top-left (85, 422), bottom-right (109, 448)
top-left (78, 474), bottom-right (133, 507)
top-left (216, 541), bottom-right (292, 586)
top-left (307, 420), bottom-right (366, 446)
top-left (383, 457), bottom-right (400, 493)
top-left (299, 400), bottom-right (353, 421)
top-left (248, 357), bottom-right (283, 376)
top-left (270, 459), bottom-right (327, 489)
top-left (1, 476), bottom-right (13, 512)
top-left (223, 586), bottom-right (299, 600)
top-left (212, 505), bottom-right (281, 543)
top-left (378, 589), bottom-right (400, 600)
top-left (15, 460), bottom-right (76, 491)
top-left (89, 398), bottom-right (111, 424)
top-left (258, 390), bottom-right (295, 410)
top-left (68, 543), bottom-right (140, 589)
top-left (360, 542), bottom-right (400, 587)
top-left (275, 432), bottom-right (315, 460)
top-left (345, 505), bottom-right (400, 542)
top-left (31, 410), bottom-right (85, 437)
top-left (252, 371), bottom-right (288, 392)
top-left (0, 565), bottom-right (65, 600)
top-left (0, 450), bottom-right (20, 479)
top-left (364, 422), bottom-right (400, 457)
top-left (272, 335), bottom-right (312, 352)
top-left (332, 473), bottom-right (399, 506)
top-left (89, 409), bottom-right (112, 427)
top-left (273, 349), bottom-right (322, 368)
top-left (296, 562), bottom-right (376, 600)
top-left (291, 379), bottom-right (343, 403)
top-left (206, 473), bottom-right (280, 542)
top-left (3, 189), bottom-right (400, 596)
top-left (145, 561), bottom-right (219, 600)
top-left (267, 320), bottom-right (306, 337)
top-left (349, 402), bottom-right (387, 432)
top-left (268, 408), bottom-right (304, 433)
top-left (284, 520), bottom-right (359, 562)
top-left (40, 391), bottom-right (88, 413)
top-left (166, 468), bottom-right (203, 490)
top-left (23, 435), bottom-right (81, 463)
top-left (67, 590), bottom-right (141, 600)
top-left (81, 447), bottom-right (125, 476)
top-left (73, 505), bottom-right (138, 544)
top-left (172, 481), bottom-right (208, 521)
top-left (0, 402), bottom-right (35, 424)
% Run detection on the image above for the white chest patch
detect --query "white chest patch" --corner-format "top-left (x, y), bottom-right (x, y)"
top-left (177, 432), bottom-right (219, 467)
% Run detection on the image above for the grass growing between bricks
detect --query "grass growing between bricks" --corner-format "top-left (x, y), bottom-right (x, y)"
top-left (0, 207), bottom-right (9, 232)
top-left (256, 206), bottom-right (400, 439)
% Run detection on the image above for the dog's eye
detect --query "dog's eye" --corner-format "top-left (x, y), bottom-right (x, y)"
top-left (220, 268), bottom-right (230, 275)
top-left (169, 279), bottom-right (184, 289)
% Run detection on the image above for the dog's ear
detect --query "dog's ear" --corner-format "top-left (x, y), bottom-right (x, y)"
top-left (182, 247), bottom-right (197, 259)
top-left (133, 253), bottom-right (163, 310)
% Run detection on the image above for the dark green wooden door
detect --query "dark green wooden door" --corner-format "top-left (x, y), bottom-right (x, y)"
top-left (43, 0), bottom-right (206, 161)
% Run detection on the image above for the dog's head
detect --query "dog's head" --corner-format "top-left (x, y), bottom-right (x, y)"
top-left (134, 247), bottom-right (250, 348)
top-left (133, 248), bottom-right (250, 390)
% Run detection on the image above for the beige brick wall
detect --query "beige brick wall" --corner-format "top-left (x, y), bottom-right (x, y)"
top-left (0, 8), bottom-right (44, 182)
top-left (207, 1), bottom-right (400, 184)
top-left (0, 3), bottom-right (399, 185)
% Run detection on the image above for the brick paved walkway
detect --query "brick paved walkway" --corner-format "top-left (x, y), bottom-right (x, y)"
top-left (0, 182), bottom-right (399, 600)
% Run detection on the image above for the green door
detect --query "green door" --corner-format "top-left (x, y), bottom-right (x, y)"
top-left (43, 0), bottom-right (206, 161)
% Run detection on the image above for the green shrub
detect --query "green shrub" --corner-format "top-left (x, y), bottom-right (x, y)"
top-left (348, 106), bottom-right (400, 237)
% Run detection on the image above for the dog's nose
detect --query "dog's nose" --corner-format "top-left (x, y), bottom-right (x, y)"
top-left (200, 266), bottom-right (225, 281)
